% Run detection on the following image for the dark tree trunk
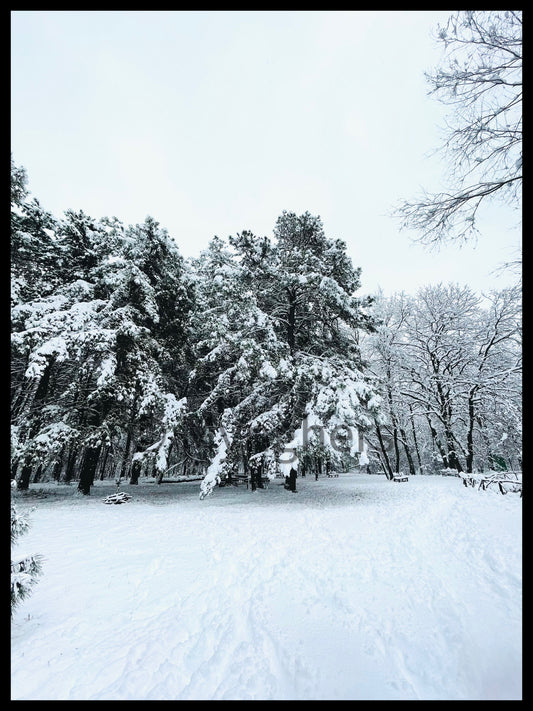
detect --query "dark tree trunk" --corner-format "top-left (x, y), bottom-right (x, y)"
top-left (375, 422), bottom-right (394, 480)
top-left (52, 449), bottom-right (64, 481)
top-left (78, 445), bottom-right (101, 495)
top-left (425, 414), bottom-right (448, 470)
top-left (409, 405), bottom-right (422, 473)
top-left (250, 464), bottom-right (258, 492)
top-left (386, 384), bottom-right (401, 473)
top-left (98, 446), bottom-right (110, 481)
top-left (120, 429), bottom-right (134, 481)
top-left (315, 456), bottom-right (322, 481)
top-left (393, 427), bottom-right (401, 473)
top-left (17, 458), bottom-right (33, 491)
top-left (400, 426), bottom-right (416, 476)
top-left (34, 357), bottom-right (54, 401)
top-left (63, 445), bottom-right (77, 483)
top-left (120, 391), bottom-right (139, 481)
top-left (129, 458), bottom-right (142, 485)
top-left (287, 467), bottom-right (297, 492)
top-left (466, 388), bottom-right (477, 473)
top-left (444, 428), bottom-right (463, 473)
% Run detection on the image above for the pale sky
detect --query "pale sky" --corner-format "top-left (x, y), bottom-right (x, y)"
top-left (11, 10), bottom-right (521, 297)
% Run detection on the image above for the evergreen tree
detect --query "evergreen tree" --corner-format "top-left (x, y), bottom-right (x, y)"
top-left (11, 197), bottom-right (195, 492)
top-left (11, 158), bottom-right (60, 306)
top-left (11, 483), bottom-right (43, 616)
top-left (192, 213), bottom-right (381, 497)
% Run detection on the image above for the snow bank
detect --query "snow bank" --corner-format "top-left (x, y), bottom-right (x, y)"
top-left (11, 473), bottom-right (521, 700)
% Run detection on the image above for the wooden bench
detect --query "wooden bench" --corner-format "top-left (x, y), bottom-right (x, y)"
top-left (393, 474), bottom-right (408, 483)
top-left (219, 474), bottom-right (248, 487)
top-left (219, 475), bottom-right (270, 489)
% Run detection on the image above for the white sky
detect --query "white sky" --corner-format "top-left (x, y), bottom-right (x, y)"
top-left (11, 10), bottom-right (521, 297)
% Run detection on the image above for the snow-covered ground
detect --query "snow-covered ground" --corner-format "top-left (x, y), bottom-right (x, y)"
top-left (11, 472), bottom-right (522, 701)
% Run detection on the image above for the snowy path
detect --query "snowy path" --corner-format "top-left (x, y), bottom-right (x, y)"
top-left (11, 473), bottom-right (521, 700)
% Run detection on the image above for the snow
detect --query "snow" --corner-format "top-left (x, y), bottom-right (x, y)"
top-left (96, 356), bottom-right (116, 387)
top-left (199, 427), bottom-right (231, 499)
top-left (259, 360), bottom-right (278, 380)
top-left (11, 472), bottom-right (521, 701)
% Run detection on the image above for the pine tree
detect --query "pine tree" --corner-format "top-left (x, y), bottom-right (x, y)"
top-left (11, 158), bottom-right (60, 307)
top-left (192, 213), bottom-right (382, 497)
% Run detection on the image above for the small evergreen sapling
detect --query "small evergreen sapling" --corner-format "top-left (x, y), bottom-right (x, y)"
top-left (11, 482), bottom-right (43, 616)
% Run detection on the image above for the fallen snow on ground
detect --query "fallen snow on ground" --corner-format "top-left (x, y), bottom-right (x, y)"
top-left (11, 472), bottom-right (522, 701)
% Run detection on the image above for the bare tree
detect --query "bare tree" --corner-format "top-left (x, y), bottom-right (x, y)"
top-left (395, 11), bottom-right (522, 246)
top-left (365, 284), bottom-right (522, 475)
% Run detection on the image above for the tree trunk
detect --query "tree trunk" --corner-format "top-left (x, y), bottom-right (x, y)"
top-left (425, 414), bottom-right (448, 469)
top-left (315, 455), bottom-right (322, 480)
top-left (375, 451), bottom-right (388, 478)
top-left (17, 458), bottom-right (33, 491)
top-left (408, 405), bottom-right (422, 473)
top-left (52, 448), bottom-right (64, 481)
top-left (287, 467), bottom-right (297, 492)
top-left (15, 357), bottom-right (56, 491)
top-left (386, 384), bottom-right (401, 473)
top-left (156, 437), bottom-right (174, 484)
top-left (120, 394), bottom-right (139, 480)
top-left (399, 426), bottom-right (416, 476)
top-left (63, 445), bottom-right (78, 483)
top-left (466, 388), bottom-right (477, 473)
top-left (375, 422), bottom-right (394, 480)
top-left (444, 427), bottom-right (463, 473)
top-left (35, 361), bottom-right (53, 400)
top-left (392, 426), bottom-right (401, 473)
top-left (250, 462), bottom-right (260, 491)
top-left (78, 445), bottom-right (101, 495)
top-left (129, 458), bottom-right (142, 485)
top-left (120, 429), bottom-right (134, 481)
top-left (98, 446), bottom-right (110, 481)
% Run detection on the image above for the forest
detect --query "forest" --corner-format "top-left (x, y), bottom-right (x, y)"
top-left (10, 157), bottom-right (522, 498)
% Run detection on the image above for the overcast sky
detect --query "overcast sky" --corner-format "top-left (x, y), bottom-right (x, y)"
top-left (11, 10), bottom-right (521, 297)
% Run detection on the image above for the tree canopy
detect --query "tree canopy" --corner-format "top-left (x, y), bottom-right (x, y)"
top-left (11, 161), bottom-right (382, 497)
top-left (394, 11), bottom-right (522, 248)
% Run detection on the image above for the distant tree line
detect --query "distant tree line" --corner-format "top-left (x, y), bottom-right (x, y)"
top-left (361, 284), bottom-right (521, 477)
top-left (11, 159), bottom-right (521, 494)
